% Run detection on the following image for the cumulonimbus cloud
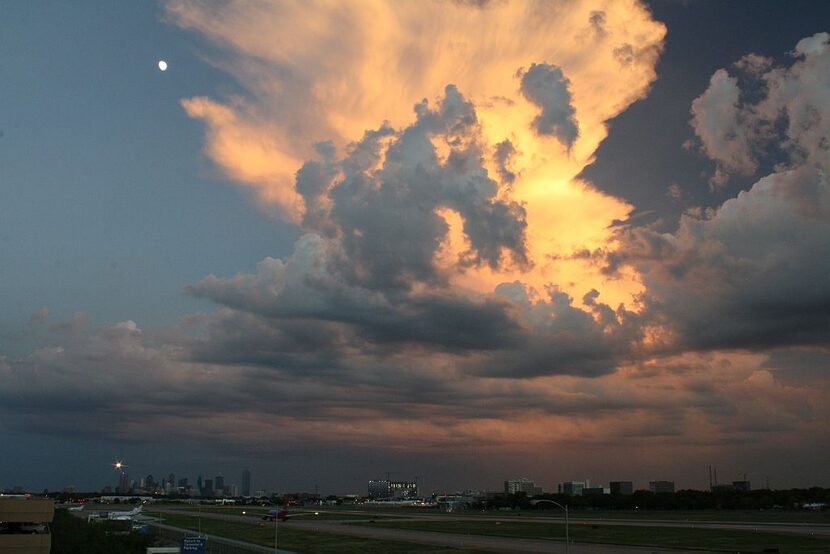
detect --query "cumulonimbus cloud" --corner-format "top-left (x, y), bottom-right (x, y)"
top-left (615, 33), bottom-right (830, 354)
top-left (2, 5), bottom-right (829, 481)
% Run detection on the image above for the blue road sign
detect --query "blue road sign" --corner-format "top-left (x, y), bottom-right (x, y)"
top-left (181, 535), bottom-right (207, 553)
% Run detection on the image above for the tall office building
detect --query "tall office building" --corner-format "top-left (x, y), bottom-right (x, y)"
top-left (610, 481), bottom-right (634, 495)
top-left (203, 479), bottom-right (213, 497)
top-left (504, 478), bottom-right (542, 496)
top-left (649, 481), bottom-right (675, 493)
top-left (558, 481), bottom-right (585, 496)
top-left (242, 470), bottom-right (251, 497)
top-left (118, 472), bottom-right (130, 494)
top-left (214, 475), bottom-right (224, 495)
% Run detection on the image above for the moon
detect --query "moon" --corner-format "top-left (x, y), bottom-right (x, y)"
top-left (158, 60), bottom-right (168, 72)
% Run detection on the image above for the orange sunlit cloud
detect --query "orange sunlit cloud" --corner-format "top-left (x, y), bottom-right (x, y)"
top-left (167, 0), bottom-right (664, 308)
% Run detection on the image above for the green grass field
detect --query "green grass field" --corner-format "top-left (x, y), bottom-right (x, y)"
top-left (148, 511), bottom-right (494, 553)
top-left (352, 519), bottom-right (830, 553)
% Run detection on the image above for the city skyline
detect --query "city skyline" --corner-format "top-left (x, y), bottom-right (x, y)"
top-left (0, 464), bottom-right (773, 498)
top-left (2, 1), bottom-right (830, 494)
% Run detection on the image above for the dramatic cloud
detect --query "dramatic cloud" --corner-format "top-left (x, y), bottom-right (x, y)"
top-left (4, 2), bottom-right (830, 489)
top-left (519, 63), bottom-right (579, 147)
top-left (690, 69), bottom-right (760, 186)
top-left (612, 166), bottom-right (830, 352)
top-left (615, 33), bottom-right (830, 353)
top-left (690, 32), bottom-right (830, 185)
top-left (165, 0), bottom-right (665, 225)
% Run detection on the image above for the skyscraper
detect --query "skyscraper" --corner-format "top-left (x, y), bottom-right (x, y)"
top-left (118, 472), bottom-right (130, 494)
top-left (214, 475), bottom-right (224, 495)
top-left (241, 470), bottom-right (251, 497)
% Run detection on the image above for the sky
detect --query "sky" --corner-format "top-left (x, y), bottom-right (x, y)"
top-left (1, 0), bottom-right (829, 495)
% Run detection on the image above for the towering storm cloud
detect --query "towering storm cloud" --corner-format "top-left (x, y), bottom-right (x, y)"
top-left (2, 2), bottom-right (829, 491)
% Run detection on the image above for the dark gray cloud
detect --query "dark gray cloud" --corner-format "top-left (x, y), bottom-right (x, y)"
top-left (299, 85), bottom-right (529, 290)
top-left (604, 35), bottom-right (830, 355)
top-left (463, 283), bottom-right (641, 378)
top-left (186, 233), bottom-right (526, 357)
top-left (187, 240), bottom-right (632, 378)
top-left (762, 348), bottom-right (830, 385)
top-left (0, 311), bottom-right (644, 442)
top-left (589, 10), bottom-right (607, 40)
top-left (519, 63), bottom-right (579, 147)
top-left (609, 165), bottom-right (830, 353)
top-left (493, 139), bottom-right (517, 186)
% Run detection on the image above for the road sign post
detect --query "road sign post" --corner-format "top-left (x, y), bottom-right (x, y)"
top-left (181, 535), bottom-right (207, 554)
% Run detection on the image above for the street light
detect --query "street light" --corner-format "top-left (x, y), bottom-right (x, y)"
top-left (535, 499), bottom-right (569, 554)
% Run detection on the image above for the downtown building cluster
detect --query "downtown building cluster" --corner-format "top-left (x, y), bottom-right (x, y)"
top-left (504, 477), bottom-right (679, 496)
top-left (105, 469), bottom-right (254, 498)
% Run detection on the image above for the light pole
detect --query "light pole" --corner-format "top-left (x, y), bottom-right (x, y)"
top-left (537, 499), bottom-right (569, 554)
top-left (274, 512), bottom-right (278, 554)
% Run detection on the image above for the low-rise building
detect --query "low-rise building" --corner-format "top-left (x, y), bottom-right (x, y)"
top-left (0, 496), bottom-right (54, 554)
top-left (368, 480), bottom-right (418, 499)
